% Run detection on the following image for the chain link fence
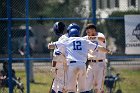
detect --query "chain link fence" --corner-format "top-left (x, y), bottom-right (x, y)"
top-left (0, 0), bottom-right (140, 93)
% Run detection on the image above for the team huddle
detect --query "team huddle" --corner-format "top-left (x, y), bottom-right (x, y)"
top-left (48, 22), bottom-right (112, 93)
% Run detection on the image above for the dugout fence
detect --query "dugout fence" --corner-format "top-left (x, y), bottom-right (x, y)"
top-left (0, 0), bottom-right (140, 93)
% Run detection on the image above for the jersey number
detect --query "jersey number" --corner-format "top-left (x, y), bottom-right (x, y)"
top-left (73, 41), bottom-right (82, 50)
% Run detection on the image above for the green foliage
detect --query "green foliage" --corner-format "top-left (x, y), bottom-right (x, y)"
top-left (29, 0), bottom-right (81, 18)
top-left (110, 10), bottom-right (140, 17)
top-left (28, 0), bottom-right (82, 25)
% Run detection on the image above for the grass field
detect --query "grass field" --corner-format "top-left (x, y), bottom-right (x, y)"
top-left (16, 68), bottom-right (54, 93)
top-left (15, 67), bottom-right (140, 93)
top-left (117, 69), bottom-right (140, 93)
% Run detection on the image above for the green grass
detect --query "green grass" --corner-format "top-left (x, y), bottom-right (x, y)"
top-left (118, 69), bottom-right (140, 93)
top-left (16, 69), bottom-right (53, 93)
top-left (15, 68), bottom-right (140, 93)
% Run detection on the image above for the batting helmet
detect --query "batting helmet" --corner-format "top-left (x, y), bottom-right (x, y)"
top-left (68, 28), bottom-right (80, 37)
top-left (53, 22), bottom-right (65, 36)
top-left (67, 23), bottom-right (80, 33)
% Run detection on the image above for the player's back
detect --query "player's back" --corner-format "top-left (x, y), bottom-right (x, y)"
top-left (63, 37), bottom-right (97, 63)
top-left (58, 33), bottom-right (68, 42)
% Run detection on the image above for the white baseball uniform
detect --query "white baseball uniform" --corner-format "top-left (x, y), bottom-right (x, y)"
top-left (51, 34), bottom-right (68, 93)
top-left (85, 32), bottom-right (107, 93)
top-left (55, 37), bottom-right (99, 92)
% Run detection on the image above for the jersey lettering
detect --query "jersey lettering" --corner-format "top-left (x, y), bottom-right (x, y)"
top-left (73, 41), bottom-right (82, 50)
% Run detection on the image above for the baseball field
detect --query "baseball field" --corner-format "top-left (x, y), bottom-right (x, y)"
top-left (14, 67), bottom-right (140, 93)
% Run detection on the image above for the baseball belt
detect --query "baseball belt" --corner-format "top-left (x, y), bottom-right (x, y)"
top-left (87, 60), bottom-right (103, 63)
top-left (70, 61), bottom-right (85, 64)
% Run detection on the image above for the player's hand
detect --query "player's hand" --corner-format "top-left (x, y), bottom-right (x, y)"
top-left (48, 42), bottom-right (55, 49)
top-left (108, 50), bottom-right (113, 55)
top-left (88, 36), bottom-right (96, 40)
top-left (50, 67), bottom-right (57, 78)
top-left (18, 49), bottom-right (25, 56)
top-left (50, 67), bottom-right (57, 72)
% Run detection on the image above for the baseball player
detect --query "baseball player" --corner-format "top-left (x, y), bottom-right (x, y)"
top-left (48, 28), bottom-right (112, 93)
top-left (51, 22), bottom-right (80, 93)
top-left (84, 23), bottom-right (108, 93)
top-left (18, 35), bottom-right (35, 83)
top-left (50, 21), bottom-right (67, 93)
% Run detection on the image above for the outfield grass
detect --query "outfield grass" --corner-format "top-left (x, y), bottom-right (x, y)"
top-left (118, 69), bottom-right (140, 93)
top-left (16, 69), bottom-right (53, 93)
top-left (16, 68), bottom-right (140, 93)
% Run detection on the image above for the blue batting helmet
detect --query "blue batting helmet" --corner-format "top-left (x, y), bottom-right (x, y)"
top-left (53, 22), bottom-right (65, 36)
top-left (67, 23), bottom-right (80, 33)
top-left (68, 28), bottom-right (80, 37)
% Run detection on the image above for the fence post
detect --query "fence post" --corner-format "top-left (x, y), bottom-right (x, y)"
top-left (92, 0), bottom-right (96, 24)
top-left (6, 0), bottom-right (13, 92)
top-left (25, 0), bottom-right (30, 93)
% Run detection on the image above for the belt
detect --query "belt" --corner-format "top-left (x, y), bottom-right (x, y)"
top-left (70, 61), bottom-right (76, 63)
top-left (87, 60), bottom-right (103, 63)
top-left (70, 61), bottom-right (85, 64)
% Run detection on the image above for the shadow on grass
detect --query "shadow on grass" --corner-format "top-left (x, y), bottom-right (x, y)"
top-left (31, 82), bottom-right (48, 85)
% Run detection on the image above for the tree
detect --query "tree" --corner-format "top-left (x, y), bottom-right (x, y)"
top-left (0, 0), bottom-right (7, 54)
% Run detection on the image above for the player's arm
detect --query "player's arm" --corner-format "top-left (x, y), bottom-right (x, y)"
top-left (88, 36), bottom-right (105, 42)
top-left (97, 45), bottom-right (112, 54)
top-left (97, 36), bottom-right (105, 42)
top-left (48, 42), bottom-right (56, 49)
top-left (18, 46), bottom-right (25, 56)
top-left (48, 37), bottom-right (67, 49)
top-left (87, 40), bottom-right (112, 54)
top-left (48, 42), bottom-right (60, 49)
